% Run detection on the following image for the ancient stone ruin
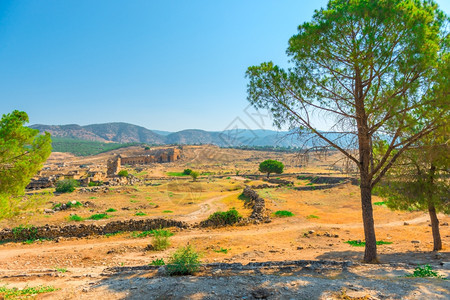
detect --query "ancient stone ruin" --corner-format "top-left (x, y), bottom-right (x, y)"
top-left (119, 147), bottom-right (181, 165)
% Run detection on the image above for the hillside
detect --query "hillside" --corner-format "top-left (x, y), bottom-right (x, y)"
top-left (31, 122), bottom-right (351, 149)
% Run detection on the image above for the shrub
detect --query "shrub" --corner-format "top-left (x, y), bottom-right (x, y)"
top-left (68, 214), bottom-right (83, 222)
top-left (163, 210), bottom-right (173, 213)
top-left (190, 171), bottom-right (200, 181)
top-left (150, 258), bottom-right (165, 266)
top-left (273, 210), bottom-right (294, 217)
top-left (132, 229), bottom-right (173, 238)
top-left (0, 285), bottom-right (57, 298)
top-left (118, 170), bottom-right (128, 177)
top-left (151, 234), bottom-right (170, 251)
top-left (87, 213), bottom-right (110, 220)
top-left (406, 265), bottom-right (446, 279)
top-left (66, 201), bottom-right (82, 208)
top-left (88, 181), bottom-right (103, 187)
top-left (167, 245), bottom-right (201, 276)
top-left (213, 247), bottom-right (230, 254)
top-left (373, 201), bottom-right (386, 206)
top-left (105, 208), bottom-right (117, 212)
top-left (306, 214), bottom-right (319, 219)
top-left (183, 169), bottom-right (192, 175)
top-left (345, 240), bottom-right (393, 247)
top-left (135, 211), bottom-right (147, 216)
top-left (208, 209), bottom-right (241, 225)
top-left (55, 179), bottom-right (79, 193)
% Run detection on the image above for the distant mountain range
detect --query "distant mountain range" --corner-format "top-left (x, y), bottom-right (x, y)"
top-left (30, 122), bottom-right (351, 148)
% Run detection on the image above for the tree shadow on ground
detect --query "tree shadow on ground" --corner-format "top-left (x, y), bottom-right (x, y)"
top-left (85, 259), bottom-right (450, 299)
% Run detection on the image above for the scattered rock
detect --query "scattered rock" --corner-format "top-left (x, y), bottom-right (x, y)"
top-left (411, 240), bottom-right (421, 244)
top-left (403, 222), bottom-right (409, 225)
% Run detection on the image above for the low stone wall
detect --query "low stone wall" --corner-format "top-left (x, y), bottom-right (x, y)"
top-left (263, 178), bottom-right (293, 185)
top-left (241, 186), bottom-right (271, 223)
top-left (0, 218), bottom-right (189, 242)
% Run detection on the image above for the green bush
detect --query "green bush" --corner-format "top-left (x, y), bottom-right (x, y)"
top-left (88, 181), bottom-right (103, 187)
top-left (167, 245), bottom-right (201, 276)
top-left (135, 211), bottom-right (146, 216)
top-left (0, 285), bottom-right (57, 298)
top-left (118, 170), bottom-right (128, 177)
top-left (150, 258), bottom-right (165, 266)
top-left (87, 213), bottom-right (110, 220)
top-left (68, 214), bottom-right (83, 222)
top-left (190, 171), bottom-right (200, 181)
top-left (273, 210), bottom-right (294, 217)
top-left (345, 240), bottom-right (393, 247)
top-left (183, 169), bottom-right (192, 175)
top-left (406, 265), bottom-right (446, 279)
top-left (55, 179), bottom-right (79, 193)
top-left (151, 234), bottom-right (170, 251)
top-left (208, 208), bottom-right (241, 225)
top-left (105, 208), bottom-right (117, 212)
top-left (306, 214), bottom-right (319, 219)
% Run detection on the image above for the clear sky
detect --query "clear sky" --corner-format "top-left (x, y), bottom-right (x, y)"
top-left (1, 0), bottom-right (449, 132)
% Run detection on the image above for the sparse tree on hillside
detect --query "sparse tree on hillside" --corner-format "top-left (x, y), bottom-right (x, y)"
top-left (259, 159), bottom-right (284, 178)
top-left (246, 0), bottom-right (448, 262)
top-left (190, 171), bottom-right (199, 181)
top-left (0, 110), bottom-right (52, 219)
top-left (376, 125), bottom-right (449, 251)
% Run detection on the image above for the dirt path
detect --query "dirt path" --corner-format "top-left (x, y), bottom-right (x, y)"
top-left (176, 195), bottom-right (228, 223)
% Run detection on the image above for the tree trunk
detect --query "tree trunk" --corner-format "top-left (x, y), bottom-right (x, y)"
top-left (267, 173), bottom-right (270, 179)
top-left (428, 202), bottom-right (442, 251)
top-left (360, 180), bottom-right (378, 263)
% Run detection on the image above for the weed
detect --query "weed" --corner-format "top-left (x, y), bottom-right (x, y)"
top-left (135, 211), bottom-right (147, 216)
top-left (68, 214), bottom-right (83, 222)
top-left (226, 177), bottom-right (231, 179)
top-left (87, 213), bottom-right (110, 220)
top-left (55, 179), bottom-right (79, 193)
top-left (151, 234), bottom-right (170, 251)
top-left (89, 197), bottom-right (97, 199)
top-left (208, 209), bottom-right (241, 225)
top-left (167, 245), bottom-right (201, 276)
top-left (306, 182), bottom-right (314, 186)
top-left (306, 214), bottom-right (319, 219)
top-left (106, 208), bottom-right (117, 212)
top-left (131, 229), bottom-right (173, 238)
top-left (56, 267), bottom-right (67, 273)
top-left (373, 201), bottom-right (386, 206)
top-left (273, 210), bottom-right (294, 217)
top-left (66, 201), bottom-right (82, 208)
top-left (213, 247), bottom-right (230, 254)
top-left (150, 258), bottom-right (165, 266)
top-left (167, 172), bottom-right (188, 177)
top-left (345, 240), bottom-right (393, 247)
top-left (12, 225), bottom-right (38, 241)
top-left (406, 265), bottom-right (446, 279)
top-left (0, 285), bottom-right (58, 298)
top-left (163, 210), bottom-right (173, 213)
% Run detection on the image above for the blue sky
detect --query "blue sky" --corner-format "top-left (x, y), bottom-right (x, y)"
top-left (1, 0), bottom-right (449, 132)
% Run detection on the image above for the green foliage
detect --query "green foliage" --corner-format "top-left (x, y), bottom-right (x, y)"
top-left (306, 214), bottom-right (319, 219)
top-left (150, 258), bottom-right (165, 266)
top-left (162, 210), bottom-right (173, 213)
top-left (258, 159), bottom-right (284, 178)
top-left (0, 111), bottom-right (52, 220)
top-left (345, 240), bottom-right (393, 247)
top-left (88, 181), bottom-right (103, 187)
top-left (68, 214), bottom-right (83, 222)
top-left (118, 170), bottom-right (128, 177)
top-left (183, 169), bottom-right (192, 175)
top-left (105, 208), bottom-right (117, 212)
top-left (190, 171), bottom-right (200, 181)
top-left (373, 201), bottom-right (386, 206)
top-left (12, 225), bottom-right (38, 241)
top-left (406, 264), bottom-right (446, 279)
top-left (208, 208), bottom-right (241, 225)
top-left (213, 247), bottom-right (230, 254)
top-left (0, 285), bottom-right (57, 299)
top-left (105, 231), bottom-right (122, 237)
top-left (87, 213), bottom-right (110, 220)
top-left (273, 210), bottom-right (294, 217)
top-left (51, 137), bottom-right (138, 156)
top-left (167, 245), bottom-right (201, 276)
top-left (151, 234), bottom-right (170, 251)
top-left (132, 229), bottom-right (174, 238)
top-left (56, 267), bottom-right (67, 273)
top-left (55, 179), bottom-right (79, 193)
top-left (1, 191), bottom-right (52, 220)
top-left (135, 211), bottom-right (146, 216)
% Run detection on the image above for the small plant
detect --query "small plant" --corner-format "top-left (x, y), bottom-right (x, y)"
top-left (68, 214), bottom-right (83, 222)
top-left (55, 267), bottom-right (67, 273)
top-left (66, 201), bottom-right (82, 208)
top-left (163, 210), bottom-right (173, 213)
top-left (0, 285), bottom-right (58, 298)
top-left (88, 181), bottom-right (103, 187)
top-left (132, 229), bottom-right (173, 238)
top-left (213, 247), bottom-right (230, 254)
top-left (226, 176), bottom-right (231, 179)
top-left (190, 171), bottom-right (200, 181)
top-left (151, 234), bottom-right (170, 251)
top-left (89, 196), bottom-right (97, 199)
top-left (87, 213), bottom-right (110, 220)
top-left (183, 169), bottom-right (192, 175)
top-left (306, 182), bottom-right (314, 186)
top-left (135, 211), bottom-right (147, 216)
top-left (306, 214), bottom-right (319, 219)
top-left (150, 258), bottom-right (165, 266)
top-left (106, 208), bottom-right (117, 212)
top-left (406, 264), bottom-right (446, 279)
top-left (373, 201), bottom-right (386, 206)
top-left (55, 179), bottom-right (79, 193)
top-left (208, 209), bottom-right (241, 225)
top-left (118, 170), bottom-right (129, 177)
top-left (166, 245), bottom-right (201, 276)
top-left (345, 240), bottom-right (393, 247)
top-left (12, 225), bottom-right (38, 241)
top-left (273, 210), bottom-right (294, 217)
top-left (105, 231), bottom-right (122, 237)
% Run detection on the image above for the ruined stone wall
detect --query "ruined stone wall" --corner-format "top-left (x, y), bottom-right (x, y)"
top-left (0, 218), bottom-right (189, 242)
top-left (107, 156), bottom-right (121, 177)
top-left (242, 186), bottom-right (271, 223)
top-left (120, 148), bottom-right (181, 166)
